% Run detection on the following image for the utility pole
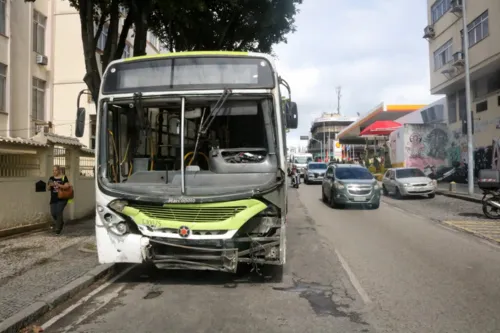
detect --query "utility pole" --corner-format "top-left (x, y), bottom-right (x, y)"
top-left (323, 121), bottom-right (326, 162)
top-left (461, 0), bottom-right (475, 195)
top-left (336, 86), bottom-right (342, 115)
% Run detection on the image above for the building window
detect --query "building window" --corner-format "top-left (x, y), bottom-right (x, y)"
top-left (0, 0), bottom-right (6, 35)
top-left (431, 0), bottom-right (450, 24)
top-left (476, 100), bottom-right (488, 113)
top-left (433, 39), bottom-right (453, 70)
top-left (32, 77), bottom-right (45, 121)
top-left (0, 63), bottom-right (5, 112)
top-left (468, 11), bottom-right (489, 47)
top-left (122, 43), bottom-right (131, 58)
top-left (33, 11), bottom-right (47, 54)
top-left (472, 70), bottom-right (500, 99)
top-left (447, 93), bottom-right (457, 124)
top-left (461, 11), bottom-right (489, 48)
top-left (97, 25), bottom-right (108, 51)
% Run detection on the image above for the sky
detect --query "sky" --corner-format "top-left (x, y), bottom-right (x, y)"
top-left (273, 0), bottom-right (443, 149)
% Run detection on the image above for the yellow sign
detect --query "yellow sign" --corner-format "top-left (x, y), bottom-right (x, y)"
top-left (336, 142), bottom-right (341, 148)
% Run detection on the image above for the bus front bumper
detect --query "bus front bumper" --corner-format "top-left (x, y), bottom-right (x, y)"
top-left (96, 224), bottom-right (285, 273)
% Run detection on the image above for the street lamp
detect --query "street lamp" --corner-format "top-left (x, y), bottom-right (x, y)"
top-left (460, 0), bottom-right (475, 195)
top-left (310, 138), bottom-right (323, 161)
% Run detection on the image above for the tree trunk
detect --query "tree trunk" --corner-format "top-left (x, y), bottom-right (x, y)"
top-left (132, 0), bottom-right (153, 57)
top-left (102, 0), bottom-right (120, 70)
top-left (114, 11), bottom-right (134, 59)
top-left (78, 0), bottom-right (101, 103)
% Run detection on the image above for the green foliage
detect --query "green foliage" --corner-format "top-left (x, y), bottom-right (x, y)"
top-left (150, 0), bottom-right (303, 54)
top-left (60, 0), bottom-right (302, 99)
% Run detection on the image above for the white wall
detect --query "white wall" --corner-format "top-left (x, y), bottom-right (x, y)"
top-left (0, 146), bottom-right (95, 231)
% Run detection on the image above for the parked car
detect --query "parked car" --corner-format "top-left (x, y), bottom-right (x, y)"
top-left (321, 164), bottom-right (381, 209)
top-left (382, 167), bottom-right (436, 199)
top-left (304, 162), bottom-right (328, 184)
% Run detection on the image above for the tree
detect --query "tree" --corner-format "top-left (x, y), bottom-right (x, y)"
top-left (37, 0), bottom-right (302, 100)
top-left (68, 0), bottom-right (155, 101)
top-left (150, 0), bottom-right (303, 54)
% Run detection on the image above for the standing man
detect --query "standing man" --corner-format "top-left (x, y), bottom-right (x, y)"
top-left (47, 165), bottom-right (71, 235)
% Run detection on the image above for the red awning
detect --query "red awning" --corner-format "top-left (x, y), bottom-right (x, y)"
top-left (359, 120), bottom-right (401, 136)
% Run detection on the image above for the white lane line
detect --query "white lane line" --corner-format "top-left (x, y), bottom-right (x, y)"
top-left (334, 249), bottom-right (372, 305)
top-left (41, 264), bottom-right (136, 330)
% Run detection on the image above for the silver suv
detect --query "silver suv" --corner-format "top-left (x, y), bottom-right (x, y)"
top-left (321, 164), bottom-right (381, 209)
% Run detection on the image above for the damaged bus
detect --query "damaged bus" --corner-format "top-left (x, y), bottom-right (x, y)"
top-left (75, 51), bottom-right (298, 278)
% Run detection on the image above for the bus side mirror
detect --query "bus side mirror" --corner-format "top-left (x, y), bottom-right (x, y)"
top-left (75, 107), bottom-right (86, 137)
top-left (286, 101), bottom-right (298, 129)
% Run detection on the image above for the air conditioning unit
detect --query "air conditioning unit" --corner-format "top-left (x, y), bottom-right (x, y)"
top-left (423, 25), bottom-right (436, 39)
top-left (36, 54), bottom-right (48, 66)
top-left (452, 51), bottom-right (465, 66)
top-left (450, 0), bottom-right (463, 13)
top-left (441, 66), bottom-right (456, 78)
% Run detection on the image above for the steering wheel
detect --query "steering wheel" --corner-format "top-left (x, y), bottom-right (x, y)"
top-left (183, 151), bottom-right (210, 170)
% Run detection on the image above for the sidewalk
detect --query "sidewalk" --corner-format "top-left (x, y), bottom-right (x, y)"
top-left (0, 218), bottom-right (115, 333)
top-left (435, 182), bottom-right (483, 203)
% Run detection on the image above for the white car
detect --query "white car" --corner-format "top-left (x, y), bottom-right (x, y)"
top-left (382, 167), bottom-right (436, 199)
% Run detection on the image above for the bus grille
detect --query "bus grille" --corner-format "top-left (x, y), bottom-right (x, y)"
top-left (128, 204), bottom-right (246, 223)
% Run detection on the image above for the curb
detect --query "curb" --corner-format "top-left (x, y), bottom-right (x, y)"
top-left (0, 263), bottom-right (117, 333)
top-left (441, 221), bottom-right (500, 247)
top-left (435, 190), bottom-right (482, 204)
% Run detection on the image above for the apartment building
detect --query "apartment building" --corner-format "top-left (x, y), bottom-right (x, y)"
top-left (424, 0), bottom-right (500, 148)
top-left (0, 0), bottom-right (166, 147)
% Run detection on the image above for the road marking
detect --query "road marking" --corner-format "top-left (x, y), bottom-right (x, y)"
top-left (41, 264), bottom-right (136, 330)
top-left (334, 249), bottom-right (372, 305)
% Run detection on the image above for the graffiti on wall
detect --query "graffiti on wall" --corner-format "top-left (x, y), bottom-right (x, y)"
top-left (448, 127), bottom-right (494, 180)
top-left (404, 124), bottom-right (450, 170)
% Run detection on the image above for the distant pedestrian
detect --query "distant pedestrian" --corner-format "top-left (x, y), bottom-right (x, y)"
top-left (47, 165), bottom-right (71, 235)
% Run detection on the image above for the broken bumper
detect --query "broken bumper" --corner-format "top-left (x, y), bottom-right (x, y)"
top-left (95, 216), bottom-right (286, 273)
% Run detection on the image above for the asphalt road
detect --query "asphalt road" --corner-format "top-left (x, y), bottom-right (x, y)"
top-left (40, 184), bottom-right (500, 333)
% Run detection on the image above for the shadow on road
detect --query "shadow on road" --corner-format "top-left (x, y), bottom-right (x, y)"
top-left (117, 262), bottom-right (284, 287)
top-left (458, 212), bottom-right (485, 218)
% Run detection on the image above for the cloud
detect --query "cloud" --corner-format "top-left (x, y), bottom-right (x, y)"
top-left (274, 0), bottom-right (443, 143)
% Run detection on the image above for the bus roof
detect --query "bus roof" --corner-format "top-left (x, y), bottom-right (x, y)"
top-left (101, 51), bottom-right (278, 95)
top-left (116, 51), bottom-right (275, 66)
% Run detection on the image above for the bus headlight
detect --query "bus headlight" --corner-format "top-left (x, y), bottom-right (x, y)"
top-left (258, 204), bottom-right (279, 216)
top-left (115, 222), bottom-right (129, 235)
top-left (109, 200), bottom-right (128, 213)
top-left (97, 202), bottom-right (130, 236)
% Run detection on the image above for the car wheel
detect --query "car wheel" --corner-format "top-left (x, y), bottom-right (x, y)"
top-left (371, 201), bottom-right (380, 209)
top-left (305, 177), bottom-right (309, 184)
top-left (329, 191), bottom-right (338, 208)
top-left (428, 193), bottom-right (435, 198)
top-left (382, 185), bottom-right (389, 196)
top-left (322, 189), bottom-right (328, 203)
top-left (395, 187), bottom-right (403, 199)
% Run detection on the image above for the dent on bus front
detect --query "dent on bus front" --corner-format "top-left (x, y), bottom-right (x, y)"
top-left (94, 187), bottom-right (286, 272)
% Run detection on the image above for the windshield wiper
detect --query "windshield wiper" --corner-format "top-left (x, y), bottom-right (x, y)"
top-left (199, 88), bottom-right (232, 135)
top-left (189, 89), bottom-right (232, 165)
